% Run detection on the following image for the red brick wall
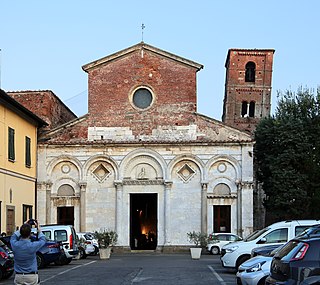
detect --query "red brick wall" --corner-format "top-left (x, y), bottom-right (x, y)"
top-left (8, 90), bottom-right (77, 131)
top-left (222, 49), bottom-right (274, 133)
top-left (86, 49), bottom-right (198, 136)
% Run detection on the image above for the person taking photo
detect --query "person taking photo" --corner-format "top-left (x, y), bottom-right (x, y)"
top-left (10, 219), bottom-right (46, 285)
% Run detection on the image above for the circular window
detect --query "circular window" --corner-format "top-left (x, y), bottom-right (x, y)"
top-left (132, 87), bottom-right (153, 109)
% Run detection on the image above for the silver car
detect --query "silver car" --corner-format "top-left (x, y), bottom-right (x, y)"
top-left (236, 244), bottom-right (283, 285)
top-left (236, 255), bottom-right (272, 285)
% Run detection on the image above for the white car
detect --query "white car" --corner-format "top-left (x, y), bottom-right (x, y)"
top-left (236, 255), bottom-right (272, 285)
top-left (207, 233), bottom-right (242, 255)
top-left (221, 220), bottom-right (318, 269)
top-left (236, 244), bottom-right (283, 285)
top-left (77, 232), bottom-right (96, 258)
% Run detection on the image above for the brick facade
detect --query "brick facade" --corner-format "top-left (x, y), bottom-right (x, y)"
top-left (8, 90), bottom-right (77, 132)
top-left (83, 43), bottom-right (202, 136)
top-left (222, 49), bottom-right (275, 133)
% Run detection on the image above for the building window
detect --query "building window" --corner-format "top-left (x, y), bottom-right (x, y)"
top-left (25, 136), bottom-right (31, 167)
top-left (131, 86), bottom-right (154, 110)
top-left (241, 101), bottom-right (248, 117)
top-left (249, 101), bottom-right (255, 117)
top-left (245, 62), bottom-right (256, 82)
top-left (241, 101), bottom-right (255, 118)
top-left (8, 127), bottom-right (15, 161)
top-left (23, 204), bottom-right (33, 222)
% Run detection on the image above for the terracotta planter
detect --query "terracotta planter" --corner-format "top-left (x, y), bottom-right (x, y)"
top-left (190, 247), bottom-right (202, 260)
top-left (99, 247), bottom-right (111, 260)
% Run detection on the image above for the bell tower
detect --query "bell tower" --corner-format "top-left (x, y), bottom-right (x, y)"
top-left (222, 49), bottom-right (275, 133)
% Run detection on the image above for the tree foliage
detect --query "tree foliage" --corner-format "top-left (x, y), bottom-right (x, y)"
top-left (255, 87), bottom-right (320, 222)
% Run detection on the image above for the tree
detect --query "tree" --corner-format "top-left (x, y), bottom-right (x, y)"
top-left (255, 87), bottom-right (320, 223)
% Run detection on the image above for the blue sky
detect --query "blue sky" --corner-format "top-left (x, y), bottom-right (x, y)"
top-left (1, 1), bottom-right (319, 119)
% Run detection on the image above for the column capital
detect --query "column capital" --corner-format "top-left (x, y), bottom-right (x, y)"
top-left (201, 181), bottom-right (208, 191)
top-left (45, 181), bottom-right (53, 191)
top-left (79, 182), bottom-right (87, 191)
top-left (164, 180), bottom-right (173, 190)
top-left (114, 180), bottom-right (123, 189)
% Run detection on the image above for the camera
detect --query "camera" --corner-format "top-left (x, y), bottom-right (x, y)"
top-left (28, 219), bottom-right (36, 226)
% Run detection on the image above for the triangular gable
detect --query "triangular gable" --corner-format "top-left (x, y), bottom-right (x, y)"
top-left (82, 42), bottom-right (203, 72)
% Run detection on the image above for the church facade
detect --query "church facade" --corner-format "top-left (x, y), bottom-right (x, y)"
top-left (14, 43), bottom-right (273, 251)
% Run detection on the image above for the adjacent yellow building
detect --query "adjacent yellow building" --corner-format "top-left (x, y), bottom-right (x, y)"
top-left (0, 89), bottom-right (46, 234)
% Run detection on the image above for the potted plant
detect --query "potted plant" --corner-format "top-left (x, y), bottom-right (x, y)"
top-left (187, 231), bottom-right (208, 260)
top-left (94, 229), bottom-right (118, 260)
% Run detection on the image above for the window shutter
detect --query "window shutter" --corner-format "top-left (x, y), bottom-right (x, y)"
top-left (25, 136), bottom-right (31, 167)
top-left (8, 128), bottom-right (15, 161)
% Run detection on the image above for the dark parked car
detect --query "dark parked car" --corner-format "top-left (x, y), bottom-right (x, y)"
top-left (1, 235), bottom-right (64, 269)
top-left (251, 244), bottom-right (285, 258)
top-left (266, 235), bottom-right (320, 284)
top-left (0, 241), bottom-right (14, 279)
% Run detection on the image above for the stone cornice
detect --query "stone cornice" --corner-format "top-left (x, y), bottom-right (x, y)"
top-left (122, 179), bottom-right (164, 185)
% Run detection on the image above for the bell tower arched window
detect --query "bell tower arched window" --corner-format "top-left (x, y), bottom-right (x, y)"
top-left (241, 101), bottom-right (248, 117)
top-left (241, 101), bottom-right (255, 118)
top-left (245, 62), bottom-right (256, 82)
top-left (249, 101), bottom-right (255, 117)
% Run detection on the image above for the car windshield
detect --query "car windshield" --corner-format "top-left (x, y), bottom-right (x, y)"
top-left (244, 228), bottom-right (269, 242)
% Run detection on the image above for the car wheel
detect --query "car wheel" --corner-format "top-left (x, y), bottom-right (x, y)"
top-left (236, 255), bottom-right (250, 269)
top-left (54, 254), bottom-right (67, 265)
top-left (65, 257), bottom-right (72, 264)
top-left (210, 246), bottom-right (220, 255)
top-left (36, 253), bottom-right (46, 269)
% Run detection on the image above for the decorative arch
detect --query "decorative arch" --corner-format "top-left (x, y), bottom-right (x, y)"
top-left (209, 177), bottom-right (237, 195)
top-left (205, 155), bottom-right (241, 181)
top-left (46, 155), bottom-right (82, 180)
top-left (52, 177), bottom-right (80, 195)
top-left (205, 155), bottom-right (241, 192)
top-left (83, 154), bottom-right (119, 180)
top-left (167, 154), bottom-right (205, 181)
top-left (119, 148), bottom-right (167, 180)
top-left (57, 184), bottom-right (75, 196)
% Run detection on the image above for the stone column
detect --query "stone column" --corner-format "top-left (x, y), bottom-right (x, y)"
top-left (241, 181), bottom-right (254, 237)
top-left (114, 180), bottom-right (123, 244)
top-left (45, 182), bottom-right (52, 224)
top-left (201, 182), bottom-right (208, 234)
top-left (79, 182), bottom-right (87, 232)
top-left (164, 181), bottom-right (172, 245)
top-left (236, 180), bottom-right (243, 237)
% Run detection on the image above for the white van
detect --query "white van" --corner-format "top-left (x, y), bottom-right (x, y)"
top-left (221, 220), bottom-right (319, 269)
top-left (41, 224), bottom-right (79, 264)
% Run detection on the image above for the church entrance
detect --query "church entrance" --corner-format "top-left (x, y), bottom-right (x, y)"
top-left (213, 205), bottom-right (231, 233)
top-left (57, 206), bottom-right (74, 226)
top-left (130, 193), bottom-right (157, 250)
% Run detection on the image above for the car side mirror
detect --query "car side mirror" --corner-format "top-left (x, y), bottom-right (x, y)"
top-left (257, 237), bottom-right (267, 244)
